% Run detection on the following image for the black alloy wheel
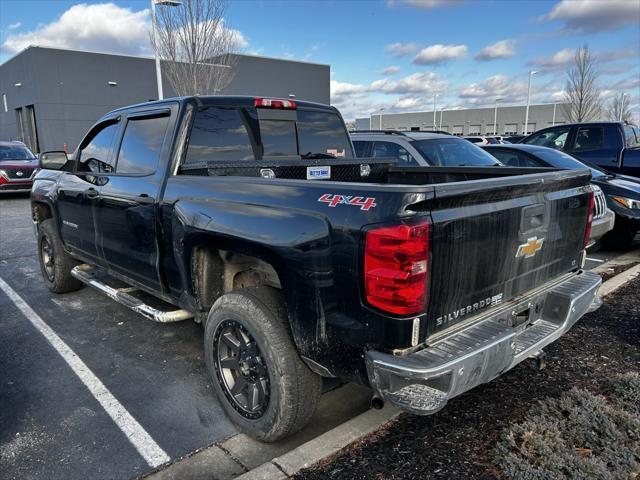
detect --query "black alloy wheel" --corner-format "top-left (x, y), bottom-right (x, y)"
top-left (40, 234), bottom-right (55, 282)
top-left (213, 319), bottom-right (270, 419)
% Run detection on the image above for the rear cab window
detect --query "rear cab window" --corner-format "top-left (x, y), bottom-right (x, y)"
top-left (184, 104), bottom-right (354, 166)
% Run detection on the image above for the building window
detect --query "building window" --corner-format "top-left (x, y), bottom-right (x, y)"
top-left (14, 108), bottom-right (24, 143)
top-left (25, 105), bottom-right (40, 153)
top-left (2, 94), bottom-right (7, 113)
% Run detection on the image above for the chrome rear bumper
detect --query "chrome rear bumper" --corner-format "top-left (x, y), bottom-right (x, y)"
top-left (366, 270), bottom-right (601, 415)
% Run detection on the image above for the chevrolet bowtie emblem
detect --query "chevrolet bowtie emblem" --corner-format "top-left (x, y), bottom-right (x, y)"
top-left (516, 237), bottom-right (544, 258)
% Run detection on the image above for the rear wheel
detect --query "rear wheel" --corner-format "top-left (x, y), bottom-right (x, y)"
top-left (204, 286), bottom-right (321, 442)
top-left (37, 219), bottom-right (82, 293)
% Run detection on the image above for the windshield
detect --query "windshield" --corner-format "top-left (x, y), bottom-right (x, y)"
top-left (412, 138), bottom-right (501, 166)
top-left (0, 145), bottom-right (35, 161)
top-left (533, 148), bottom-right (606, 178)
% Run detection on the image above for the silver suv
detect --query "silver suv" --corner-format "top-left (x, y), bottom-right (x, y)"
top-left (350, 130), bottom-right (501, 167)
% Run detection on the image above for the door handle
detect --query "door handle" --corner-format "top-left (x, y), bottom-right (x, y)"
top-left (137, 193), bottom-right (154, 205)
top-left (86, 188), bottom-right (99, 198)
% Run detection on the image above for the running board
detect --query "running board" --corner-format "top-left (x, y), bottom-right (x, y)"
top-left (71, 264), bottom-right (193, 323)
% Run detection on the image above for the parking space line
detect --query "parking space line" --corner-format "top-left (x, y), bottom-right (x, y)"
top-left (0, 277), bottom-right (171, 468)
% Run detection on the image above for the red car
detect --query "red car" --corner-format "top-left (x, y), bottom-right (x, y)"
top-left (0, 141), bottom-right (38, 193)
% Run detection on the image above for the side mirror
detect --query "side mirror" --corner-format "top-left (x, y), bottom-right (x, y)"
top-left (39, 151), bottom-right (69, 170)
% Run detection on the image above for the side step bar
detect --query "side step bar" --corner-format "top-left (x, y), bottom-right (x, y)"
top-left (71, 264), bottom-right (194, 323)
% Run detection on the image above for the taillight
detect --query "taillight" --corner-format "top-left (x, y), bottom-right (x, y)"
top-left (364, 222), bottom-right (430, 316)
top-left (583, 190), bottom-right (595, 248)
top-left (254, 97), bottom-right (297, 110)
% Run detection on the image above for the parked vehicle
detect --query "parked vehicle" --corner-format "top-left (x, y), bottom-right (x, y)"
top-left (482, 144), bottom-right (639, 248)
top-left (505, 134), bottom-right (526, 143)
top-left (351, 130), bottom-right (501, 166)
top-left (520, 122), bottom-right (640, 178)
top-left (463, 136), bottom-right (490, 145)
top-left (0, 141), bottom-right (38, 194)
top-left (32, 96), bottom-right (601, 442)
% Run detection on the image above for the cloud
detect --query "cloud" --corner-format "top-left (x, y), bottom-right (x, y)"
top-left (380, 65), bottom-right (401, 75)
top-left (8, 22), bottom-right (21, 30)
top-left (385, 42), bottom-right (418, 57)
top-left (370, 71), bottom-right (448, 95)
top-left (543, 0), bottom-right (640, 34)
top-left (387, 0), bottom-right (463, 9)
top-left (1, 2), bottom-right (247, 58)
top-left (475, 39), bottom-right (516, 61)
top-left (528, 48), bottom-right (575, 71)
top-left (413, 44), bottom-right (467, 65)
top-left (331, 79), bottom-right (367, 97)
top-left (2, 3), bottom-right (152, 56)
top-left (458, 74), bottom-right (530, 106)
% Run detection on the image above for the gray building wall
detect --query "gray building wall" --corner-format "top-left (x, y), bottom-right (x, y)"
top-left (0, 47), bottom-right (330, 152)
top-left (355, 103), bottom-right (571, 136)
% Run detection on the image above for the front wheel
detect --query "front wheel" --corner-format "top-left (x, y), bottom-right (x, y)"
top-left (37, 219), bottom-right (82, 293)
top-left (204, 287), bottom-right (321, 442)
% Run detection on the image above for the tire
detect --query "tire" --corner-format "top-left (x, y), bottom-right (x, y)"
top-left (37, 219), bottom-right (82, 293)
top-left (603, 219), bottom-right (638, 250)
top-left (204, 286), bottom-right (321, 442)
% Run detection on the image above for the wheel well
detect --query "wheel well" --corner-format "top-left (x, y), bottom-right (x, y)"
top-left (32, 202), bottom-right (52, 225)
top-left (191, 246), bottom-right (281, 312)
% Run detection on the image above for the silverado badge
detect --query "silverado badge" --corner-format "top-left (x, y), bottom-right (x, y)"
top-left (516, 236), bottom-right (544, 258)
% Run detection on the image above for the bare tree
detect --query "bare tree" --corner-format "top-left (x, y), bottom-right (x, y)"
top-left (151, 0), bottom-right (239, 96)
top-left (607, 93), bottom-right (633, 122)
top-left (562, 45), bottom-right (602, 122)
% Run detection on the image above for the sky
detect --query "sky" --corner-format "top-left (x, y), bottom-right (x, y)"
top-left (0, 0), bottom-right (639, 121)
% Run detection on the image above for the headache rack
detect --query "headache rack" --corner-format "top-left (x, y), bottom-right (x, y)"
top-left (179, 157), bottom-right (395, 183)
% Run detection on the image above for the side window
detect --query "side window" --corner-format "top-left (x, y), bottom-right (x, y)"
top-left (489, 149), bottom-right (542, 167)
top-left (574, 127), bottom-right (604, 152)
top-left (524, 128), bottom-right (570, 150)
top-left (352, 141), bottom-right (369, 158)
top-left (116, 115), bottom-right (170, 175)
top-left (623, 125), bottom-right (637, 147)
top-left (184, 108), bottom-right (254, 164)
top-left (78, 122), bottom-right (119, 173)
top-left (372, 141), bottom-right (417, 166)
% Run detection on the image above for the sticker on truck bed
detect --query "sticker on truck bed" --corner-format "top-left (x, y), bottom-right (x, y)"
top-left (307, 166), bottom-right (331, 180)
top-left (318, 194), bottom-right (377, 211)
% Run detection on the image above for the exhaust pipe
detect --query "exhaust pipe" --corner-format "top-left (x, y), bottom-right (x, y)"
top-left (371, 395), bottom-right (384, 410)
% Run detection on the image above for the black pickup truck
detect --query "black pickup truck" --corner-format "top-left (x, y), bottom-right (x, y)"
top-left (32, 96), bottom-right (601, 442)
top-left (520, 121), bottom-right (640, 178)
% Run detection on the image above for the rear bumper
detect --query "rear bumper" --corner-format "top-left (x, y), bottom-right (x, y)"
top-left (366, 270), bottom-right (601, 415)
top-left (588, 208), bottom-right (615, 245)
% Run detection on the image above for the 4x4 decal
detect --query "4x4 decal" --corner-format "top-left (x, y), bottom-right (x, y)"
top-left (318, 194), bottom-right (377, 211)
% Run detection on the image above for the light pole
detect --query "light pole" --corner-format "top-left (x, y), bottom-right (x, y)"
top-left (151, 0), bottom-right (182, 100)
top-left (433, 93), bottom-right (438, 129)
top-left (493, 98), bottom-right (501, 135)
top-left (524, 70), bottom-right (537, 134)
top-left (552, 102), bottom-right (557, 126)
top-left (619, 93), bottom-right (629, 121)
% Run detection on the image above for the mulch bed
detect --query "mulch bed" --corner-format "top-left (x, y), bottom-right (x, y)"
top-left (599, 262), bottom-right (640, 282)
top-left (296, 277), bottom-right (640, 480)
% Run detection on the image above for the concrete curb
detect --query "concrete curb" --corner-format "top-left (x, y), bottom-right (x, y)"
top-left (598, 262), bottom-right (640, 297)
top-left (235, 406), bottom-right (400, 480)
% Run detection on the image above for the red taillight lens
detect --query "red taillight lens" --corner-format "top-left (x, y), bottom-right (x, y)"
top-left (364, 222), bottom-right (430, 316)
top-left (254, 97), bottom-right (297, 110)
top-left (583, 191), bottom-right (595, 248)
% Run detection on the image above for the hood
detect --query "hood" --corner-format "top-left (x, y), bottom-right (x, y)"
top-left (593, 174), bottom-right (640, 199)
top-left (0, 159), bottom-right (38, 170)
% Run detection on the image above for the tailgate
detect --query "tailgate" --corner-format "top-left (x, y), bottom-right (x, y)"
top-left (424, 169), bottom-right (592, 337)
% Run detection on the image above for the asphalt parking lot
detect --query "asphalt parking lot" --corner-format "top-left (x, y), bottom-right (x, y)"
top-left (0, 193), bottom-right (636, 480)
top-left (0, 193), bottom-right (372, 480)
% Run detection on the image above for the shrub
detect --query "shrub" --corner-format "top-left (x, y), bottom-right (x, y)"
top-left (495, 378), bottom-right (640, 480)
